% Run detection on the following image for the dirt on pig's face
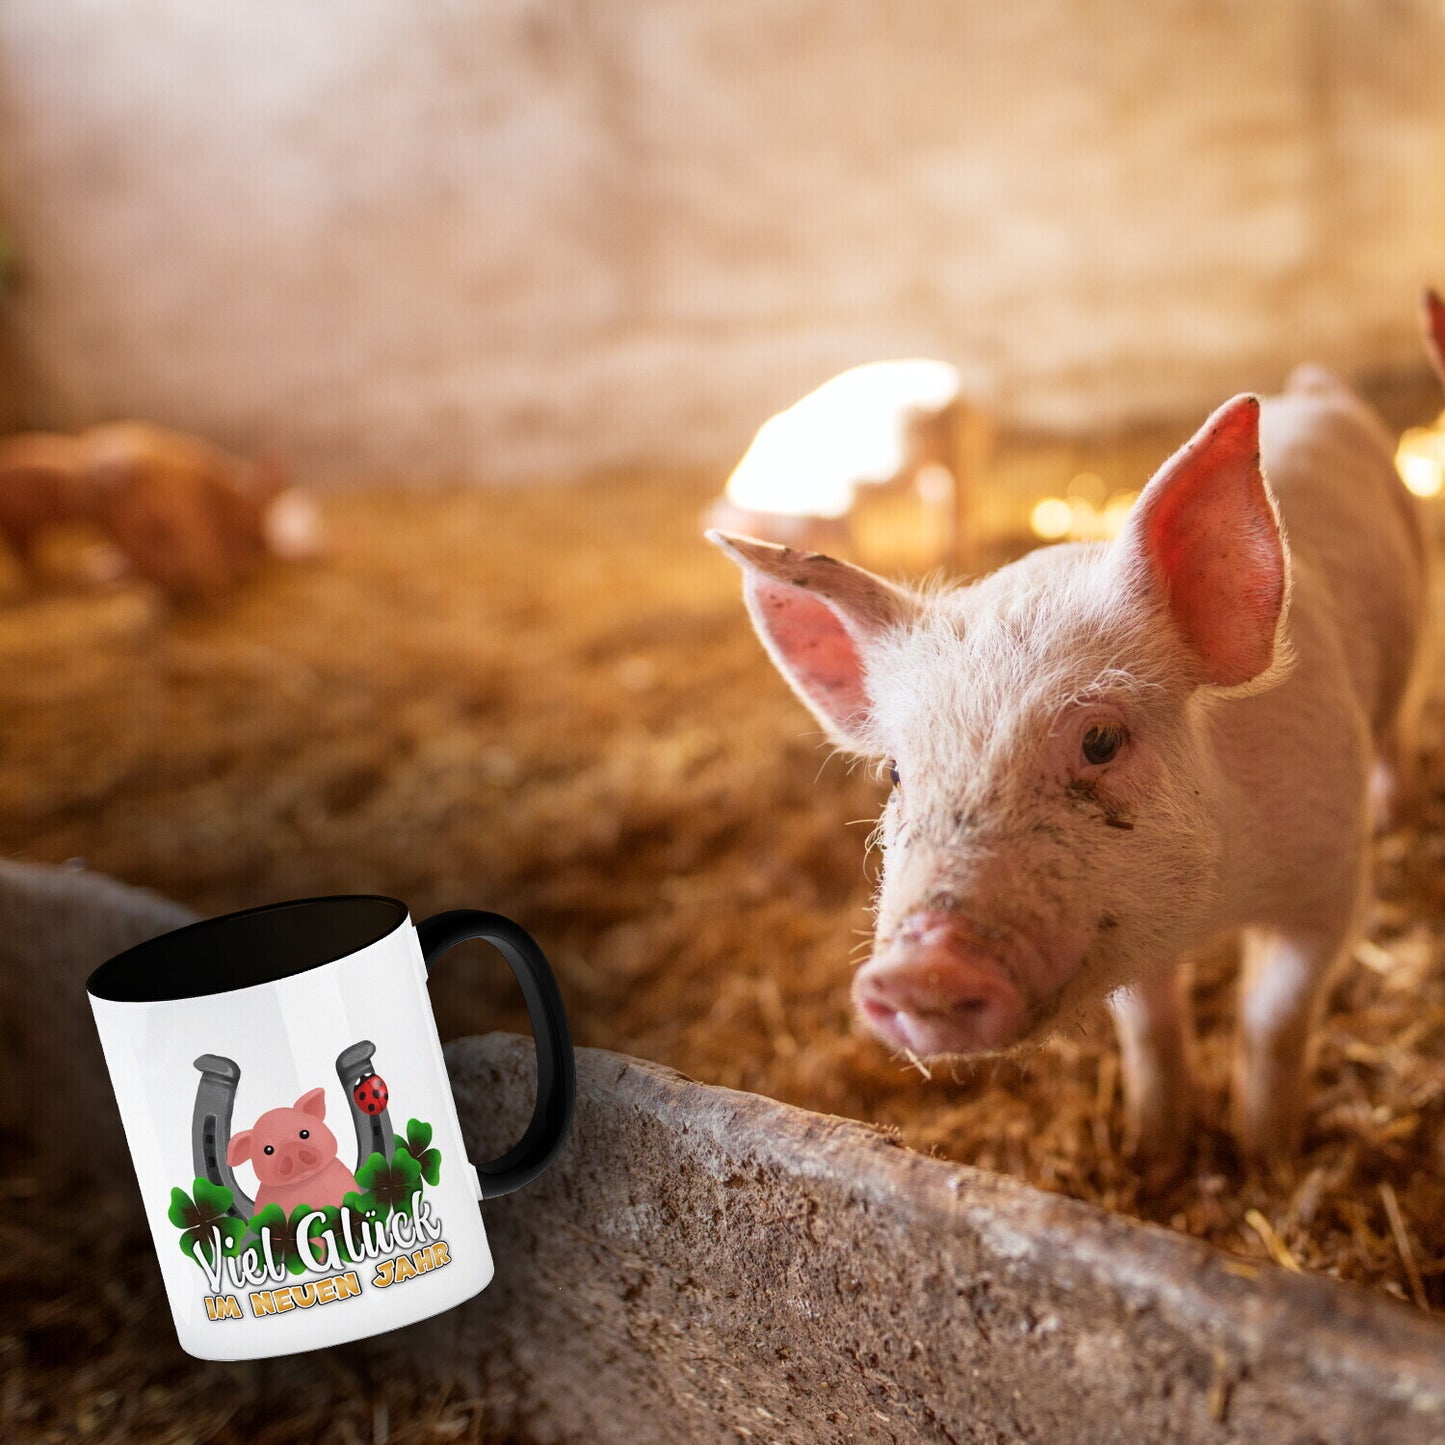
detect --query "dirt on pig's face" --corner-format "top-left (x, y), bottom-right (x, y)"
top-left (848, 546), bottom-right (1221, 1056)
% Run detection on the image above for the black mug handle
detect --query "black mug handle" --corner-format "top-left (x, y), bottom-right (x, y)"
top-left (417, 909), bottom-right (574, 1200)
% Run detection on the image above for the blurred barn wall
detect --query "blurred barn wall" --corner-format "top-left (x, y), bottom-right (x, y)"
top-left (0, 0), bottom-right (1443, 485)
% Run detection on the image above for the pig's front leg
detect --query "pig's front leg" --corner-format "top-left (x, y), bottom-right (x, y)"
top-left (1109, 964), bottom-right (1193, 1187)
top-left (1232, 927), bottom-right (1343, 1165)
top-left (1370, 713), bottom-right (1421, 833)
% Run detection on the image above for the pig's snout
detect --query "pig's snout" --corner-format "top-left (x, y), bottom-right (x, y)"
top-left (854, 912), bottom-right (1026, 1056)
top-left (275, 1144), bottom-right (322, 1179)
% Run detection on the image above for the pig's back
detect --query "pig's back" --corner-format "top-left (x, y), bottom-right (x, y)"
top-left (1258, 385), bottom-right (1427, 742)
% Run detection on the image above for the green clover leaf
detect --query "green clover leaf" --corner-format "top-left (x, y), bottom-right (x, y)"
top-left (354, 1147), bottom-right (423, 1219)
top-left (248, 1202), bottom-right (329, 1275)
top-left (192, 1176), bottom-right (236, 1217)
top-left (168, 1179), bottom-right (246, 1267)
top-left (246, 1202), bottom-right (288, 1251)
top-left (167, 1186), bottom-right (197, 1232)
top-left (397, 1118), bottom-right (442, 1187)
top-left (303, 1204), bottom-right (352, 1265)
top-left (343, 1187), bottom-right (387, 1226)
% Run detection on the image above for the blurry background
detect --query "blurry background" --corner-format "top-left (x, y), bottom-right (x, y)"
top-left (3, 3), bottom-right (1445, 1441)
top-left (2, 0), bottom-right (1444, 477)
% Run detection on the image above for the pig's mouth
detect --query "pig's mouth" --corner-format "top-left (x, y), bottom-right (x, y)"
top-left (853, 911), bottom-right (1074, 1058)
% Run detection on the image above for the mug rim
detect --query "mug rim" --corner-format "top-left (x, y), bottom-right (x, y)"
top-left (86, 894), bottom-right (410, 1005)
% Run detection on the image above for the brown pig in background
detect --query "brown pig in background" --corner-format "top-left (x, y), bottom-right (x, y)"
top-left (711, 349), bottom-right (1428, 1182)
top-left (0, 420), bottom-right (320, 599)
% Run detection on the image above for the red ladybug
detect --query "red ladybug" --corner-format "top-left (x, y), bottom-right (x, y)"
top-left (353, 1075), bottom-right (389, 1115)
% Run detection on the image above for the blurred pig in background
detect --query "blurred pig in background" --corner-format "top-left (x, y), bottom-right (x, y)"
top-left (0, 420), bottom-right (320, 599)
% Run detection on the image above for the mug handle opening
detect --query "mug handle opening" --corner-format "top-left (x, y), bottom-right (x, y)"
top-left (416, 910), bottom-right (575, 1199)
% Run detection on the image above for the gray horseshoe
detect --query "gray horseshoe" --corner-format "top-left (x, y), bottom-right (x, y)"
top-left (191, 1042), bottom-right (397, 1217)
top-left (191, 1053), bottom-right (256, 1220)
top-left (336, 1039), bottom-right (395, 1170)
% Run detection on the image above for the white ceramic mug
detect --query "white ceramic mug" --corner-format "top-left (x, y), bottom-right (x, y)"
top-left (86, 895), bottom-right (574, 1361)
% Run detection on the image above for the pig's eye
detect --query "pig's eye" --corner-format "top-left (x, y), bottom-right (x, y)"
top-left (263, 1145), bottom-right (275, 1156)
top-left (1081, 724), bottom-right (1127, 766)
top-left (887, 759), bottom-right (900, 786)
top-left (299, 1129), bottom-right (310, 1139)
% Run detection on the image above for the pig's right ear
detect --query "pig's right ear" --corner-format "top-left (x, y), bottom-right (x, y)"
top-left (1116, 394), bottom-right (1288, 690)
top-left (1423, 288), bottom-right (1445, 387)
top-left (706, 531), bottom-right (916, 751)
top-left (226, 1130), bottom-right (254, 1167)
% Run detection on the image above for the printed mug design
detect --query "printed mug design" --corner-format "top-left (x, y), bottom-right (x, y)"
top-left (167, 1039), bottom-right (452, 1322)
top-left (89, 896), bottom-right (573, 1358)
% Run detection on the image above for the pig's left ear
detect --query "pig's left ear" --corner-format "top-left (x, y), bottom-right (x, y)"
top-left (707, 531), bottom-right (917, 752)
top-left (295, 1087), bottom-right (327, 1120)
top-left (1117, 394), bottom-right (1287, 689)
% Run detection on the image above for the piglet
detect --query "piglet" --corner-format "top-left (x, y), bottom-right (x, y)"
top-left (0, 420), bottom-right (320, 599)
top-left (227, 1087), bottom-right (359, 1215)
top-left (710, 367), bottom-right (1426, 1177)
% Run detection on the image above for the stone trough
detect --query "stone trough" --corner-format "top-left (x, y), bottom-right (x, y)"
top-left (6, 860), bottom-right (1445, 1444)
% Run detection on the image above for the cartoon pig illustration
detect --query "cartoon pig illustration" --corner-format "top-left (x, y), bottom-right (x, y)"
top-left (226, 1087), bottom-right (358, 1214)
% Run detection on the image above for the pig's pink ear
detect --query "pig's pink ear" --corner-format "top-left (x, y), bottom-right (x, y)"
top-left (706, 530), bottom-right (916, 751)
top-left (295, 1087), bottom-right (327, 1120)
top-left (1422, 289), bottom-right (1445, 387)
top-left (1119, 394), bottom-right (1286, 688)
top-left (226, 1130), bottom-right (254, 1167)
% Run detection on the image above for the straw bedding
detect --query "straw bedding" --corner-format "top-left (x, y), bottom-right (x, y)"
top-left (4, 412), bottom-right (1444, 1440)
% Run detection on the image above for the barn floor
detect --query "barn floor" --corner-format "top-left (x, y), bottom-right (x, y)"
top-left (5, 399), bottom-right (1445, 1440)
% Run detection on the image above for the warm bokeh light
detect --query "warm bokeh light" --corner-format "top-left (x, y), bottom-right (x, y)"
top-left (1065, 470), bottom-right (1107, 507)
top-left (1397, 415), bottom-right (1445, 499)
top-left (1030, 497), bottom-right (1073, 539)
top-left (1031, 488), bottom-right (1138, 542)
top-left (1100, 490), bottom-right (1139, 536)
top-left (723, 360), bottom-right (960, 519)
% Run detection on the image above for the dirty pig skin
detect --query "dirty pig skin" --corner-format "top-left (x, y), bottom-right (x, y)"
top-left (711, 362), bottom-right (1426, 1182)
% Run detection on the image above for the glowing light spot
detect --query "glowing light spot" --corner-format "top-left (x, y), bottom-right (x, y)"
top-left (1030, 497), bottom-right (1073, 539)
top-left (1065, 471), bottom-right (1107, 507)
top-left (723, 360), bottom-right (961, 519)
top-left (1397, 420), bottom-right (1445, 499)
top-left (1400, 453), bottom-right (1443, 499)
top-left (1099, 491), bottom-right (1139, 539)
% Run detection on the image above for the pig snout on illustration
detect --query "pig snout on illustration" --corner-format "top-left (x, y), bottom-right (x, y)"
top-left (226, 1087), bottom-right (358, 1214)
top-left (710, 370), bottom-right (1427, 1177)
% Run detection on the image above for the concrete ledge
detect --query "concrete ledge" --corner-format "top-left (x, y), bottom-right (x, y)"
top-left (0, 859), bottom-right (197, 1178)
top-left (437, 1033), bottom-right (1445, 1445)
top-left (5, 862), bottom-right (1443, 1441)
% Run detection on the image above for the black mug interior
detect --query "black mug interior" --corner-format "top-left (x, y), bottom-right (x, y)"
top-left (86, 895), bottom-right (409, 1003)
